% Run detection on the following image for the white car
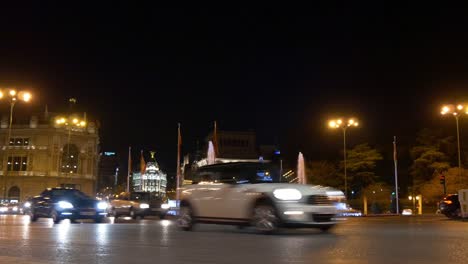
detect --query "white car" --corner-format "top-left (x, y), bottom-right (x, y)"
top-left (177, 162), bottom-right (345, 233)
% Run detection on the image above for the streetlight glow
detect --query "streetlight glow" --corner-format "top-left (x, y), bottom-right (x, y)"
top-left (327, 117), bottom-right (360, 198)
top-left (0, 88), bottom-right (33, 200)
top-left (22, 92), bottom-right (32, 102)
top-left (440, 103), bottom-right (467, 184)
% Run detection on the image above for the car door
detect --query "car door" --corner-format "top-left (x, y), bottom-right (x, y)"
top-left (216, 165), bottom-right (265, 220)
top-left (188, 169), bottom-right (227, 218)
top-left (35, 191), bottom-right (51, 216)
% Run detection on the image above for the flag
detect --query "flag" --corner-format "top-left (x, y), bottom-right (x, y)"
top-left (178, 123), bottom-right (182, 147)
top-left (140, 150), bottom-right (146, 174)
top-left (127, 146), bottom-right (132, 192)
top-left (176, 123), bottom-right (182, 202)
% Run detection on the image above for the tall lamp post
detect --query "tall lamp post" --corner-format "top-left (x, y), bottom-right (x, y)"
top-left (0, 89), bottom-right (32, 201)
top-left (55, 115), bottom-right (86, 185)
top-left (328, 118), bottom-right (359, 198)
top-left (440, 104), bottom-right (467, 183)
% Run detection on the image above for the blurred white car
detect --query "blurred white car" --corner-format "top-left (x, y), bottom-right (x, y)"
top-left (177, 162), bottom-right (346, 233)
top-left (402, 209), bottom-right (413, 215)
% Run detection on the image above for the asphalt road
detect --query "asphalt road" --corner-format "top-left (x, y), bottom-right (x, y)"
top-left (0, 214), bottom-right (467, 264)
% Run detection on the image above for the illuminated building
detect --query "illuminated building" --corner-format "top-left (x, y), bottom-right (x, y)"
top-left (132, 160), bottom-right (167, 197)
top-left (0, 110), bottom-right (99, 202)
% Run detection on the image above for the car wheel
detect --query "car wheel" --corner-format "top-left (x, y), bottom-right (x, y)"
top-left (319, 224), bottom-right (335, 232)
top-left (129, 208), bottom-right (137, 219)
top-left (111, 207), bottom-right (118, 219)
top-left (28, 208), bottom-right (38, 222)
top-left (252, 204), bottom-right (279, 234)
top-left (177, 205), bottom-right (194, 231)
top-left (159, 213), bottom-right (166, 220)
top-left (51, 210), bottom-right (61, 224)
top-left (94, 216), bottom-right (104, 223)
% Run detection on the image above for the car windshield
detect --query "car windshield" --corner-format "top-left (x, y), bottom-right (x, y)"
top-left (51, 189), bottom-right (91, 199)
top-left (130, 192), bottom-right (163, 201)
top-left (194, 163), bottom-right (281, 184)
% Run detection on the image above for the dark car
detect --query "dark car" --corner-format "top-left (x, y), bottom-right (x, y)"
top-left (25, 187), bottom-right (108, 223)
top-left (438, 194), bottom-right (461, 219)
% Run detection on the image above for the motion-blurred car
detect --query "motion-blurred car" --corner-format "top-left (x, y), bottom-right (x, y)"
top-left (0, 203), bottom-right (23, 214)
top-left (402, 209), bottom-right (413, 215)
top-left (438, 194), bottom-right (461, 219)
top-left (177, 162), bottom-right (345, 233)
top-left (25, 187), bottom-right (108, 223)
top-left (108, 191), bottom-right (168, 219)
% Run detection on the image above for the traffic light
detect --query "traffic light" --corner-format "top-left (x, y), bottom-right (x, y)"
top-left (439, 175), bottom-right (445, 185)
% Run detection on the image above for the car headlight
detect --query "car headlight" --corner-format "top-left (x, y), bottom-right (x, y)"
top-left (58, 201), bottom-right (74, 209)
top-left (0, 207), bottom-right (8, 212)
top-left (273, 188), bottom-right (302, 200)
top-left (24, 202), bottom-right (31, 208)
top-left (139, 203), bottom-right (150, 209)
top-left (97, 202), bottom-right (108, 210)
top-left (12, 206), bottom-right (18, 211)
top-left (161, 203), bottom-right (170, 209)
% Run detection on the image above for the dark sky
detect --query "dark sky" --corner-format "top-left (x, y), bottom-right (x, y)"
top-left (1, 3), bottom-right (468, 175)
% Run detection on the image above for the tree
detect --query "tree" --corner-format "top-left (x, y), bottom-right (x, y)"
top-left (345, 143), bottom-right (383, 190)
top-left (419, 167), bottom-right (468, 203)
top-left (410, 128), bottom-right (454, 190)
top-left (306, 160), bottom-right (340, 188)
top-left (362, 182), bottom-right (392, 214)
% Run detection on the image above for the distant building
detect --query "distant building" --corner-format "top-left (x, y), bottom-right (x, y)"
top-left (97, 151), bottom-right (120, 192)
top-left (132, 160), bottom-right (167, 197)
top-left (0, 111), bottom-right (99, 202)
top-left (190, 130), bottom-right (279, 171)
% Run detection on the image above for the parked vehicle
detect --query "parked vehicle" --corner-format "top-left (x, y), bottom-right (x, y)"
top-left (24, 187), bottom-right (108, 223)
top-left (177, 162), bottom-right (345, 234)
top-left (108, 192), bottom-right (168, 219)
top-left (438, 194), bottom-right (461, 219)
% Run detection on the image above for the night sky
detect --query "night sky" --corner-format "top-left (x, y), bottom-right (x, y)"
top-left (1, 4), bottom-right (468, 177)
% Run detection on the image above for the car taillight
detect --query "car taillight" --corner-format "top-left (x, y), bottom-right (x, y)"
top-left (444, 200), bottom-right (452, 205)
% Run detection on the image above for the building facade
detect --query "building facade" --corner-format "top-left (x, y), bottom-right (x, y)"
top-left (0, 113), bottom-right (99, 202)
top-left (132, 161), bottom-right (167, 197)
top-left (97, 151), bottom-right (120, 192)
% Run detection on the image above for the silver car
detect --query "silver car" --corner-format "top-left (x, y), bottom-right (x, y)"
top-left (177, 162), bottom-right (345, 234)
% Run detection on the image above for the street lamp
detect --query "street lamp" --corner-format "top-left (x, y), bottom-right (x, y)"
top-left (440, 104), bottom-right (467, 183)
top-left (55, 115), bottom-right (86, 184)
top-left (0, 88), bottom-right (32, 201)
top-left (328, 118), bottom-right (359, 198)
top-left (408, 194), bottom-right (422, 215)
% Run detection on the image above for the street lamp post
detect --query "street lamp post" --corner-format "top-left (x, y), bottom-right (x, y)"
top-left (441, 104), bottom-right (467, 183)
top-left (0, 89), bottom-right (32, 201)
top-left (328, 118), bottom-right (359, 198)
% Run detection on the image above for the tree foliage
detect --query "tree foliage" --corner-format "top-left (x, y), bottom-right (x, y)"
top-left (419, 167), bottom-right (468, 203)
top-left (410, 128), bottom-right (454, 190)
top-left (345, 143), bottom-right (383, 189)
top-left (306, 160), bottom-right (340, 188)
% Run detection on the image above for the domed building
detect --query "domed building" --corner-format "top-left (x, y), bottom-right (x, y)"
top-left (0, 108), bottom-right (99, 202)
top-left (132, 155), bottom-right (167, 197)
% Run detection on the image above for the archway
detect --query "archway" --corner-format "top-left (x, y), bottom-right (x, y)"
top-left (8, 186), bottom-right (20, 201)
